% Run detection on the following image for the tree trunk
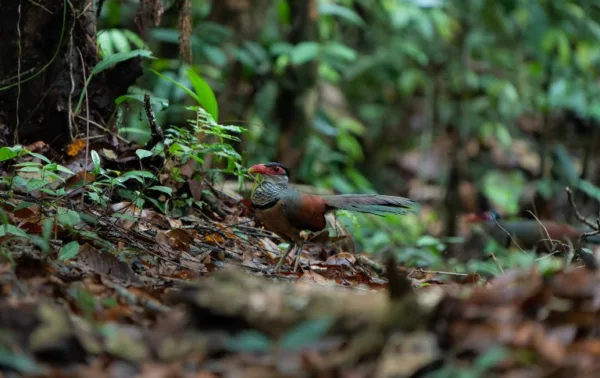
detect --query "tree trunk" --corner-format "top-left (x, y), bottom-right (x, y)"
top-left (0, 0), bottom-right (143, 148)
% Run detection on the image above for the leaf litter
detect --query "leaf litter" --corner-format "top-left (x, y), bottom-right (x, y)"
top-left (0, 150), bottom-right (600, 377)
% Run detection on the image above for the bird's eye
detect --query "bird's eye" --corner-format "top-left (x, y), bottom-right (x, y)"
top-left (273, 167), bottom-right (279, 172)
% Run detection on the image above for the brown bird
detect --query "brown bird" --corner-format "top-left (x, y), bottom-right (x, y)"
top-left (465, 210), bottom-right (600, 250)
top-left (248, 162), bottom-right (420, 272)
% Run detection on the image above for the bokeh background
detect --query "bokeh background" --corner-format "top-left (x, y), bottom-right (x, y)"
top-left (98, 0), bottom-right (600, 270)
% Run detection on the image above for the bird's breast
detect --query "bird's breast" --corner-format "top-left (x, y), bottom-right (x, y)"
top-left (253, 200), bottom-right (305, 243)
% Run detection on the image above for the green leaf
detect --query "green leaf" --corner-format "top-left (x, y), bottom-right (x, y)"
top-left (289, 42), bottom-right (321, 65)
top-left (15, 162), bottom-right (41, 167)
top-left (121, 170), bottom-right (155, 179)
top-left (416, 235), bottom-right (444, 248)
top-left (577, 180), bottom-right (600, 202)
top-left (225, 330), bottom-right (272, 353)
top-left (482, 171), bottom-right (525, 215)
top-left (475, 346), bottom-right (508, 372)
top-left (319, 3), bottom-right (365, 27)
top-left (56, 208), bottom-right (81, 227)
top-left (12, 175), bottom-right (27, 188)
top-left (0, 147), bottom-right (18, 161)
top-left (91, 150), bottom-right (101, 172)
top-left (136, 149), bottom-right (153, 160)
top-left (28, 152), bottom-right (51, 164)
top-left (18, 166), bottom-right (42, 173)
top-left (151, 69), bottom-right (203, 108)
top-left (0, 346), bottom-right (46, 374)
top-left (149, 186), bottom-right (172, 196)
top-left (323, 42), bottom-right (357, 62)
top-left (56, 165), bottom-right (75, 175)
top-left (187, 68), bottom-right (219, 121)
top-left (58, 241), bottom-right (80, 261)
top-left (279, 317), bottom-right (333, 351)
top-left (26, 179), bottom-right (48, 192)
top-left (91, 49), bottom-right (154, 75)
top-left (0, 224), bottom-right (28, 237)
top-left (88, 192), bottom-right (103, 204)
top-left (14, 201), bottom-right (35, 212)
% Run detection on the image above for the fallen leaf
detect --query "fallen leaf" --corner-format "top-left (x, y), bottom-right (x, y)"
top-left (325, 252), bottom-right (356, 267)
top-left (67, 139), bottom-right (86, 156)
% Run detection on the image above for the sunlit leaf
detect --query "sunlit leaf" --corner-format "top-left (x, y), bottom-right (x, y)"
top-left (149, 185), bottom-right (173, 196)
top-left (26, 179), bottom-right (48, 192)
top-left (136, 149), bottom-right (153, 159)
top-left (151, 69), bottom-right (202, 109)
top-left (58, 241), bottom-right (80, 261)
top-left (57, 208), bottom-right (81, 227)
top-left (289, 42), bottom-right (321, 65)
top-left (187, 68), bottom-right (219, 121)
top-left (28, 152), bottom-right (51, 164)
top-left (91, 49), bottom-right (154, 75)
top-left (319, 3), bottom-right (365, 27)
top-left (91, 150), bottom-right (101, 172)
top-left (0, 224), bottom-right (28, 237)
top-left (0, 147), bottom-right (18, 161)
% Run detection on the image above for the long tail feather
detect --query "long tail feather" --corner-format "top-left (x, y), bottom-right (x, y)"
top-left (322, 194), bottom-right (420, 216)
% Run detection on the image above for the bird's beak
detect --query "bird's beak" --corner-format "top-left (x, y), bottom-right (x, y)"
top-left (248, 164), bottom-right (263, 175)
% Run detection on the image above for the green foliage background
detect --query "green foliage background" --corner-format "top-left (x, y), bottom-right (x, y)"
top-left (96, 0), bottom-right (600, 266)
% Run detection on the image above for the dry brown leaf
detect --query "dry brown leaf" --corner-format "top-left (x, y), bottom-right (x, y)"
top-left (296, 270), bottom-right (330, 286)
top-left (75, 243), bottom-right (140, 283)
top-left (204, 233), bottom-right (225, 245)
top-left (67, 139), bottom-right (86, 157)
top-left (156, 229), bottom-right (193, 251)
top-left (325, 252), bottom-right (356, 267)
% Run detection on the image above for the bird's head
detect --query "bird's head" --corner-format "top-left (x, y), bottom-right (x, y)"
top-left (248, 162), bottom-right (290, 183)
top-left (465, 210), bottom-right (501, 223)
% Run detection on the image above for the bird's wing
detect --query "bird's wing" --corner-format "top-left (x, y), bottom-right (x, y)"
top-left (279, 189), bottom-right (328, 232)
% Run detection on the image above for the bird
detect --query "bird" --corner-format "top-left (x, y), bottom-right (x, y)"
top-left (247, 162), bottom-right (420, 272)
top-left (465, 210), bottom-right (600, 251)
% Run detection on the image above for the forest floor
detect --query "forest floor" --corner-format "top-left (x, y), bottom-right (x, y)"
top-left (2, 148), bottom-right (600, 378)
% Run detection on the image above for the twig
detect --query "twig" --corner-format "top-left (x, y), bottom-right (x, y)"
top-left (566, 187), bottom-right (597, 229)
top-left (565, 187), bottom-right (599, 270)
top-left (492, 218), bottom-right (526, 253)
top-left (77, 47), bottom-right (89, 206)
top-left (488, 251), bottom-right (504, 274)
top-left (527, 210), bottom-right (555, 252)
top-left (356, 254), bottom-right (384, 275)
top-left (408, 269), bottom-right (470, 277)
top-left (75, 115), bottom-right (132, 144)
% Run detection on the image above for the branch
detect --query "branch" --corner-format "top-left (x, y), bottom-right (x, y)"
top-left (566, 187), bottom-right (597, 229)
top-left (565, 187), bottom-right (599, 270)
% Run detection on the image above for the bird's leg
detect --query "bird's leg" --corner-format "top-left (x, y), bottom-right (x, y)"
top-left (292, 242), bottom-right (304, 273)
top-left (274, 243), bottom-right (295, 272)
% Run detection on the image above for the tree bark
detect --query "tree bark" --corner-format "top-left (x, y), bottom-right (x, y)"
top-left (0, 0), bottom-right (143, 148)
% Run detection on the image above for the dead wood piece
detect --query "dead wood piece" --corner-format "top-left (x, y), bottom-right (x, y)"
top-left (167, 266), bottom-right (389, 337)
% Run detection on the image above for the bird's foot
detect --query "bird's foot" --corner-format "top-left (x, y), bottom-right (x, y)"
top-left (291, 244), bottom-right (305, 273)
top-left (272, 244), bottom-right (295, 274)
